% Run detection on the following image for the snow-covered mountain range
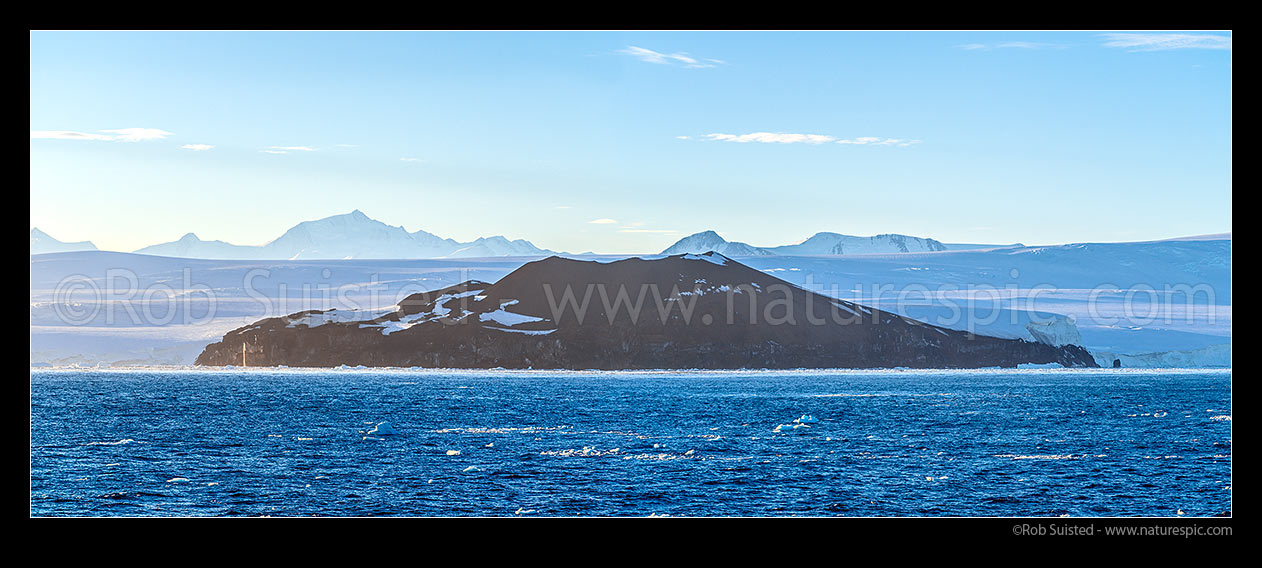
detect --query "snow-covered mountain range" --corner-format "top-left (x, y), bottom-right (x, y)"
top-left (129, 210), bottom-right (554, 260)
top-left (30, 228), bottom-right (97, 254)
top-left (661, 230), bottom-right (1017, 256)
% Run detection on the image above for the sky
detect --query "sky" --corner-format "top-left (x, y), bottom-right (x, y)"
top-left (30, 31), bottom-right (1232, 254)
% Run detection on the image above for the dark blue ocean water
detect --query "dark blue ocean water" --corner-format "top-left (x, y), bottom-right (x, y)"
top-left (30, 368), bottom-right (1232, 517)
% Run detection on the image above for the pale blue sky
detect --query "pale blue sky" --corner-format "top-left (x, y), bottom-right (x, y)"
top-left (30, 31), bottom-right (1232, 253)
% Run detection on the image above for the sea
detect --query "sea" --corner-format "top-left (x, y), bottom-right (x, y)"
top-left (30, 368), bottom-right (1232, 517)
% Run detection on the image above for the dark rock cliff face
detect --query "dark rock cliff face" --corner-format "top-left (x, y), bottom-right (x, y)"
top-left (196, 252), bottom-right (1098, 369)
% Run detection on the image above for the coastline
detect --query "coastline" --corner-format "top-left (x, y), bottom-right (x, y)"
top-left (29, 365), bottom-right (1234, 377)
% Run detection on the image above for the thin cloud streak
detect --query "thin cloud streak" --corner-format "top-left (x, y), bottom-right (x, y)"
top-left (617, 228), bottom-right (678, 234)
top-left (267, 146), bottom-right (316, 152)
top-left (1100, 33), bottom-right (1231, 52)
top-left (692, 133), bottom-right (921, 147)
top-left (101, 128), bottom-right (174, 142)
top-left (31, 128), bottom-right (172, 142)
top-left (957, 42), bottom-right (1066, 51)
top-left (619, 46), bottom-right (724, 69)
top-left (837, 137), bottom-right (921, 147)
top-left (703, 132), bottom-right (836, 144)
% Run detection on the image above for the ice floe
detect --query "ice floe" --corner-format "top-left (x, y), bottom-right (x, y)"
top-left (366, 421), bottom-right (400, 436)
top-left (85, 438), bottom-right (138, 446)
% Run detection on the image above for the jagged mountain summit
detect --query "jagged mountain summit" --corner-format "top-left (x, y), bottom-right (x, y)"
top-left (661, 230), bottom-right (1012, 257)
top-left (196, 252), bottom-right (1097, 369)
top-left (134, 210), bottom-right (554, 260)
top-left (30, 228), bottom-right (97, 255)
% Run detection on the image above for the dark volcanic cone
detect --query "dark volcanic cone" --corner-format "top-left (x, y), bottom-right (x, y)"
top-left (196, 252), bottom-right (1097, 369)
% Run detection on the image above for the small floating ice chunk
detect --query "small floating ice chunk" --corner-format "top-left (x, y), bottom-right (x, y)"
top-left (446, 450), bottom-right (461, 456)
top-left (85, 438), bottom-right (137, 446)
top-left (166, 477), bottom-right (189, 483)
top-left (794, 414), bottom-right (819, 424)
top-left (366, 422), bottom-right (400, 436)
top-left (462, 466), bottom-right (481, 472)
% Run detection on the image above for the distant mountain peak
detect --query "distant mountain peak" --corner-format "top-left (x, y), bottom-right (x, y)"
top-left (661, 230), bottom-right (773, 257)
top-left (30, 227), bottom-right (98, 255)
top-left (768, 232), bottom-right (948, 255)
top-left (133, 210), bottom-right (553, 260)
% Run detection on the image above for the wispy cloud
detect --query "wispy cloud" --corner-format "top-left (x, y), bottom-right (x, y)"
top-left (31, 128), bottom-right (172, 142)
top-left (619, 46), bottom-right (724, 69)
top-left (957, 41), bottom-right (1066, 51)
top-left (267, 146), bottom-right (316, 152)
top-left (101, 128), bottom-right (174, 142)
top-left (180, 143), bottom-right (214, 151)
top-left (703, 132), bottom-right (836, 144)
top-left (836, 137), bottom-right (921, 147)
top-left (587, 218), bottom-right (618, 225)
top-left (690, 132), bottom-right (921, 147)
top-left (400, 157), bottom-right (422, 162)
top-left (618, 228), bottom-right (678, 234)
top-left (614, 221), bottom-right (675, 234)
top-left (1100, 33), bottom-right (1231, 52)
top-left (260, 149), bottom-right (289, 154)
top-left (31, 130), bottom-right (115, 141)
